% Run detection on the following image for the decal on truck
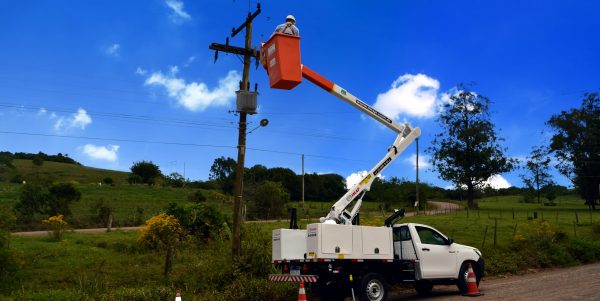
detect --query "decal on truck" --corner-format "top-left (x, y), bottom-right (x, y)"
top-left (359, 174), bottom-right (372, 186)
top-left (373, 157), bottom-right (392, 175)
top-left (355, 99), bottom-right (393, 124)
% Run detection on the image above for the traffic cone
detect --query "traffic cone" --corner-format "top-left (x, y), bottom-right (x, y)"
top-left (175, 290), bottom-right (182, 301)
top-left (297, 282), bottom-right (307, 301)
top-left (462, 263), bottom-right (483, 297)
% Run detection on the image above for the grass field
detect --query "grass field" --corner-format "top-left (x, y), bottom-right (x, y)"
top-left (0, 182), bottom-right (230, 230)
top-left (1, 159), bottom-right (130, 185)
top-left (2, 194), bottom-right (600, 300)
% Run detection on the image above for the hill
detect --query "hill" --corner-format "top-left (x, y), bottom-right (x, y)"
top-left (0, 159), bottom-right (130, 185)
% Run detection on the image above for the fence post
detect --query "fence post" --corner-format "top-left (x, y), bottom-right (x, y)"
top-left (467, 208), bottom-right (469, 219)
top-left (512, 222), bottom-right (518, 238)
top-left (493, 218), bottom-right (498, 247)
top-left (481, 225), bottom-right (488, 249)
top-left (575, 212), bottom-right (579, 225)
top-left (512, 208), bottom-right (515, 220)
top-left (573, 221), bottom-right (577, 238)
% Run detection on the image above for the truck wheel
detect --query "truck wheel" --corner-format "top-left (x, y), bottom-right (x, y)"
top-left (457, 261), bottom-right (481, 294)
top-left (359, 273), bottom-right (388, 301)
top-left (414, 280), bottom-right (433, 296)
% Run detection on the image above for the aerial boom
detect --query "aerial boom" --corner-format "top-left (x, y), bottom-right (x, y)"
top-left (300, 66), bottom-right (421, 224)
top-left (260, 33), bottom-right (421, 224)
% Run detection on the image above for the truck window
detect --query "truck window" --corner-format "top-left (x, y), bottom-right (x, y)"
top-left (393, 226), bottom-right (411, 242)
top-left (415, 226), bottom-right (448, 245)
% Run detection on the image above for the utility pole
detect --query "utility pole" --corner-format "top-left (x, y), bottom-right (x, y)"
top-left (302, 154), bottom-right (305, 207)
top-left (209, 3), bottom-right (261, 262)
top-left (416, 138), bottom-right (420, 210)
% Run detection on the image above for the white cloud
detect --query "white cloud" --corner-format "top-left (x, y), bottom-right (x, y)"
top-left (165, 0), bottom-right (191, 23)
top-left (169, 65), bottom-right (179, 75)
top-left (484, 175), bottom-right (512, 189)
top-left (106, 44), bottom-right (121, 57)
top-left (404, 153), bottom-right (431, 170)
top-left (184, 56), bottom-right (196, 67)
top-left (54, 108), bottom-right (92, 130)
top-left (345, 170), bottom-right (384, 189)
top-left (144, 69), bottom-right (240, 111)
top-left (374, 73), bottom-right (448, 119)
top-left (81, 144), bottom-right (120, 162)
top-left (38, 107), bottom-right (47, 115)
top-left (445, 175), bottom-right (512, 190)
top-left (135, 67), bottom-right (147, 75)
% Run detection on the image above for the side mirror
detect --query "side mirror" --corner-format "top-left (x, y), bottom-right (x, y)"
top-left (447, 238), bottom-right (454, 245)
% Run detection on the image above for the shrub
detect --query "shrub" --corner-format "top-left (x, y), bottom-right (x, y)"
top-left (42, 215), bottom-right (69, 241)
top-left (166, 203), bottom-right (228, 241)
top-left (246, 181), bottom-right (290, 220)
top-left (187, 190), bottom-right (207, 203)
top-left (47, 182), bottom-right (81, 216)
top-left (138, 213), bottom-right (183, 250)
top-left (127, 174), bottom-right (143, 184)
top-left (102, 177), bottom-right (113, 185)
top-left (130, 161), bottom-right (162, 185)
top-left (10, 174), bottom-right (24, 184)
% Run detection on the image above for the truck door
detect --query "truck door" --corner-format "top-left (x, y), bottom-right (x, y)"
top-left (413, 226), bottom-right (457, 278)
top-left (393, 226), bottom-right (417, 260)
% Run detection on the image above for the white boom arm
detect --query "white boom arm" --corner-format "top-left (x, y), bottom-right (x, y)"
top-left (300, 66), bottom-right (421, 225)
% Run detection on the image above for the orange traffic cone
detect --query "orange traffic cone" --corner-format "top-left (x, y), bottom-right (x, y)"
top-left (463, 263), bottom-right (483, 297)
top-left (175, 289), bottom-right (182, 301)
top-left (297, 282), bottom-right (307, 301)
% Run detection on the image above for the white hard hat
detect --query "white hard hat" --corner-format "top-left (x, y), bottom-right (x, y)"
top-left (286, 15), bottom-right (296, 23)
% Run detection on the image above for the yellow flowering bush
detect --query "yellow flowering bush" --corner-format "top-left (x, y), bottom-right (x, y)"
top-left (138, 213), bottom-right (183, 250)
top-left (42, 215), bottom-right (68, 241)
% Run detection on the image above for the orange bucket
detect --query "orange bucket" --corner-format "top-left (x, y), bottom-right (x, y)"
top-left (261, 33), bottom-right (302, 90)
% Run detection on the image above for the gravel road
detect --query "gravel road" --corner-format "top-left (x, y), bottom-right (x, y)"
top-left (389, 262), bottom-right (600, 301)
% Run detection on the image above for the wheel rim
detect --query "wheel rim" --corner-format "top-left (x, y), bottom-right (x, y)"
top-left (366, 279), bottom-right (384, 301)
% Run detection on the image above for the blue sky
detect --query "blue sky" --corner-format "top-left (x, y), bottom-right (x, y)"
top-left (0, 0), bottom-right (598, 189)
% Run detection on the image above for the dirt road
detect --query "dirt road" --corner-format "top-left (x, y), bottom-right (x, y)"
top-left (11, 226), bottom-right (140, 237)
top-left (389, 262), bottom-right (600, 300)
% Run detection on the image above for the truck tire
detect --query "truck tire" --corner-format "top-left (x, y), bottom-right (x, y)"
top-left (414, 280), bottom-right (433, 296)
top-left (457, 261), bottom-right (481, 294)
top-left (358, 273), bottom-right (388, 301)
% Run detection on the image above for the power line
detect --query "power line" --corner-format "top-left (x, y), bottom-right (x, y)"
top-left (0, 130), bottom-right (370, 162)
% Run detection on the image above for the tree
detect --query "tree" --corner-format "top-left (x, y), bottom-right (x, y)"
top-left (209, 157), bottom-right (236, 193)
top-left (130, 161), bottom-right (162, 185)
top-left (428, 87), bottom-right (516, 208)
top-left (138, 213), bottom-right (183, 278)
top-left (547, 92), bottom-right (600, 209)
top-left (164, 172), bottom-right (185, 188)
top-left (520, 146), bottom-right (554, 203)
top-left (246, 181), bottom-right (290, 219)
top-left (47, 182), bottom-right (81, 216)
top-left (14, 184), bottom-right (48, 224)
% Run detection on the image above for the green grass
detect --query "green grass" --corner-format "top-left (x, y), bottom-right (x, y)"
top-left (1, 159), bottom-right (130, 185)
top-left (0, 182), bottom-right (231, 230)
top-left (3, 226), bottom-right (296, 301)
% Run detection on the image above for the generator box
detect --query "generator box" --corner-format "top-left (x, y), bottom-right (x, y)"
top-left (306, 223), bottom-right (393, 260)
top-left (272, 229), bottom-right (307, 261)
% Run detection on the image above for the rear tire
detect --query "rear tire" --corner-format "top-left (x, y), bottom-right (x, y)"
top-left (358, 273), bottom-right (388, 301)
top-left (414, 280), bottom-right (433, 296)
top-left (457, 262), bottom-right (481, 294)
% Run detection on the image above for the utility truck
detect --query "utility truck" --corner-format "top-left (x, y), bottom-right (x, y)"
top-left (261, 33), bottom-right (484, 301)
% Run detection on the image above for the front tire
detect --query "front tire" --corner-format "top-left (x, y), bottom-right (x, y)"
top-left (359, 273), bottom-right (388, 301)
top-left (457, 262), bottom-right (481, 294)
